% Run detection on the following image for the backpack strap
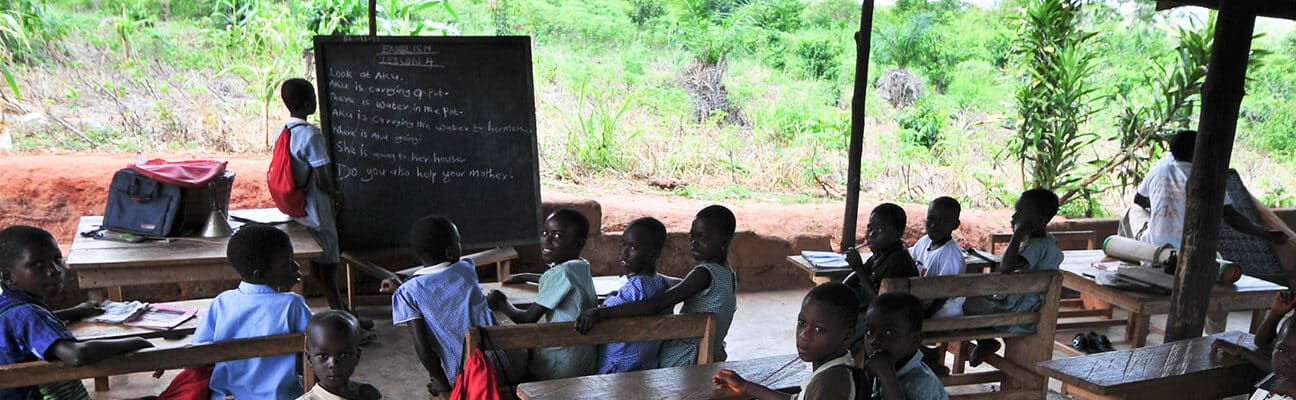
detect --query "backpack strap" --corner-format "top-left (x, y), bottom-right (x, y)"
top-left (281, 123), bottom-right (312, 190)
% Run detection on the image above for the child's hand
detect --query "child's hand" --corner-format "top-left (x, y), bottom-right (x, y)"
top-left (574, 308), bottom-right (600, 334)
top-left (846, 249), bottom-right (868, 276)
top-left (1274, 291), bottom-right (1296, 314)
top-left (379, 278), bottom-right (401, 294)
top-left (1212, 339), bottom-right (1247, 357)
top-left (486, 290), bottom-right (507, 310)
top-left (1012, 221), bottom-right (1036, 237)
top-left (75, 301), bottom-right (104, 317)
top-left (712, 369), bottom-right (749, 395)
top-left (426, 380), bottom-right (451, 397)
top-left (863, 349), bottom-right (898, 378)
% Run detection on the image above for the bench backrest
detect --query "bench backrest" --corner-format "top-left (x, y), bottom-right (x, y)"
top-left (466, 313), bottom-right (717, 365)
top-left (880, 270), bottom-right (1063, 339)
top-left (990, 231), bottom-right (1095, 254)
top-left (0, 333), bottom-right (310, 390)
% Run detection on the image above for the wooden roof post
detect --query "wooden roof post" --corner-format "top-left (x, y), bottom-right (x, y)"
top-left (842, 0), bottom-right (876, 251)
top-left (1165, 0), bottom-right (1260, 342)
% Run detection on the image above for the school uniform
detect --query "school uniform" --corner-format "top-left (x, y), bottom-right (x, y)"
top-left (282, 117), bottom-right (340, 264)
top-left (910, 236), bottom-right (967, 319)
top-left (528, 258), bottom-right (599, 380)
top-left (296, 384), bottom-right (346, 400)
top-left (0, 286), bottom-right (92, 400)
top-left (598, 273), bottom-right (671, 374)
top-left (658, 262), bottom-right (737, 368)
top-left (871, 350), bottom-right (950, 400)
top-left (391, 259), bottom-right (494, 384)
top-left (963, 235), bottom-right (1063, 333)
top-left (792, 353), bottom-right (856, 400)
top-left (195, 282), bottom-right (312, 400)
top-left (850, 242), bottom-right (918, 347)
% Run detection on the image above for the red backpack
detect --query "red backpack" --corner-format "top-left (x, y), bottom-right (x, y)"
top-left (450, 347), bottom-right (502, 400)
top-left (268, 124), bottom-right (308, 217)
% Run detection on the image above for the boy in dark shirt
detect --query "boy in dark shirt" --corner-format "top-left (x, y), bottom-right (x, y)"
top-left (844, 203), bottom-right (918, 353)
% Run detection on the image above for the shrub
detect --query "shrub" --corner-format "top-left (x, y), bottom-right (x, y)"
top-left (790, 32), bottom-right (842, 80)
top-left (897, 96), bottom-right (946, 149)
top-left (804, 0), bottom-right (857, 29)
top-left (305, 0), bottom-right (368, 35)
top-left (747, 0), bottom-right (804, 32)
top-left (627, 0), bottom-right (664, 26)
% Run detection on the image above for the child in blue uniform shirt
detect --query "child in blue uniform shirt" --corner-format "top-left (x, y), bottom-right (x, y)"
top-left (194, 224), bottom-right (311, 400)
top-left (599, 217), bottom-right (672, 374)
top-left (0, 225), bottom-right (152, 400)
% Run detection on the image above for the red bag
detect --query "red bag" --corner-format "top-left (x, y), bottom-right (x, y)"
top-left (268, 124), bottom-right (308, 217)
top-left (130, 159), bottom-right (227, 187)
top-left (449, 348), bottom-right (502, 400)
top-left (156, 367), bottom-right (212, 400)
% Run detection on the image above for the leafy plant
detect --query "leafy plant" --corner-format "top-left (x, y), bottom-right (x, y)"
top-left (1008, 0), bottom-right (1101, 194)
top-left (627, 0), bottom-right (664, 26)
top-left (305, 0), bottom-right (368, 35)
top-left (563, 81), bottom-right (637, 175)
top-left (791, 33), bottom-right (842, 80)
top-left (898, 96), bottom-right (945, 149)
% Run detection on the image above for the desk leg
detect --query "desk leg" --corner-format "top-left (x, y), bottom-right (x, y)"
top-left (1126, 313), bottom-right (1150, 348)
top-left (1252, 309), bottom-right (1268, 334)
top-left (1206, 308), bottom-right (1229, 334)
top-left (107, 286), bottom-right (123, 302)
top-left (497, 261), bottom-right (511, 283)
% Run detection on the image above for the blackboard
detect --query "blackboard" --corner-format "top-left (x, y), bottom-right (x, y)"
top-left (314, 36), bottom-right (541, 251)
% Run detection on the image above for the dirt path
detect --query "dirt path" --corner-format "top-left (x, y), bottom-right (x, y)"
top-left (0, 153), bottom-right (1013, 248)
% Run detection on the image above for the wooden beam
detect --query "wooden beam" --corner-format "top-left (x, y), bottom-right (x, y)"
top-left (1166, 0), bottom-right (1260, 342)
top-left (465, 313), bottom-right (714, 351)
top-left (1155, 0), bottom-right (1296, 21)
top-left (841, 0), bottom-right (876, 250)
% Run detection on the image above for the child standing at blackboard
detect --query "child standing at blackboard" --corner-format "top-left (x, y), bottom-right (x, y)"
top-left (278, 79), bottom-right (361, 332)
top-left (575, 205), bottom-right (739, 367)
top-left (487, 208), bottom-right (599, 380)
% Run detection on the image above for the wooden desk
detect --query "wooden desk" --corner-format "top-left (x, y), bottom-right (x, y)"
top-left (788, 248), bottom-right (1002, 284)
top-left (1038, 331), bottom-right (1264, 399)
top-left (66, 209), bottom-right (322, 301)
top-left (480, 276), bottom-right (628, 307)
top-left (1059, 250), bottom-right (1287, 347)
top-left (515, 354), bottom-right (807, 400)
top-left (69, 299), bottom-right (210, 341)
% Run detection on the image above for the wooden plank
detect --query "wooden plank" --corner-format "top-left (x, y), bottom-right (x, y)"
top-left (1038, 332), bottom-right (1261, 394)
top-left (468, 313), bottom-right (714, 351)
top-left (939, 371), bottom-right (1003, 387)
top-left (951, 390), bottom-right (1040, 400)
top-left (1059, 309), bottom-right (1117, 318)
top-left (923, 312), bottom-right (1038, 332)
top-left (516, 354), bottom-right (807, 400)
top-left (922, 329), bottom-right (1029, 345)
top-left (1166, 0), bottom-right (1260, 342)
top-left (75, 263), bottom-right (243, 289)
top-left (0, 333), bottom-right (305, 389)
top-left (789, 251), bottom-right (1001, 281)
top-left (68, 299), bottom-right (210, 341)
top-left (479, 276), bottom-right (626, 307)
top-left (880, 270), bottom-right (1056, 299)
top-left (1056, 319), bottom-right (1127, 332)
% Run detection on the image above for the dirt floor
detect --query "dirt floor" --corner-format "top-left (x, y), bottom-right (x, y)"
top-left (0, 153), bottom-right (1014, 250)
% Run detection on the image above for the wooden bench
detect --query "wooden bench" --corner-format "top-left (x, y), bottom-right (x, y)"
top-left (0, 333), bottom-right (314, 392)
top-left (880, 270), bottom-right (1063, 400)
top-left (466, 313), bottom-right (718, 368)
top-left (988, 230), bottom-right (1096, 254)
top-left (341, 247), bottom-right (519, 306)
top-left (1038, 331), bottom-right (1264, 399)
top-left (515, 353), bottom-right (807, 400)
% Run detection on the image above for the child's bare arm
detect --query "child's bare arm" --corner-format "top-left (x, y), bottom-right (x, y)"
top-left (575, 267), bottom-right (712, 333)
top-left (1257, 292), bottom-right (1296, 352)
top-left (46, 337), bottom-right (153, 366)
top-left (712, 369), bottom-right (791, 400)
top-left (1000, 225), bottom-right (1030, 273)
top-left (312, 165), bottom-right (344, 208)
top-left (1213, 339), bottom-right (1272, 371)
top-left (659, 273), bottom-right (684, 287)
top-left (502, 273), bottom-right (542, 285)
top-left (487, 290), bottom-right (547, 323)
top-left (53, 301), bottom-right (103, 322)
top-left (406, 321), bottom-right (452, 396)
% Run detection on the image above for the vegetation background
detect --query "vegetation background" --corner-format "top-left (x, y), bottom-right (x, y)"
top-left (1, 0), bottom-right (1293, 217)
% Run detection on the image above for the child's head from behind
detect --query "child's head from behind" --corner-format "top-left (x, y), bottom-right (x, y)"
top-left (227, 225), bottom-right (300, 290)
top-left (410, 215), bottom-right (462, 265)
top-left (691, 205), bottom-right (736, 263)
top-left (0, 225), bottom-right (64, 298)
top-left (867, 203), bottom-right (906, 251)
top-left (862, 292), bottom-right (923, 360)
top-left (542, 208), bottom-right (589, 265)
top-left (1013, 189), bottom-right (1059, 234)
top-left (925, 197), bottom-right (961, 244)
top-left (1170, 130), bottom-right (1197, 162)
top-left (797, 283), bottom-right (859, 364)
top-left (281, 78), bottom-right (317, 117)
top-left (306, 310), bottom-right (363, 390)
top-left (621, 217), bottom-right (666, 276)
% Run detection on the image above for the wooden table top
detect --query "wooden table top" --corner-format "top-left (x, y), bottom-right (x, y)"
top-left (516, 354), bottom-right (808, 400)
top-left (1038, 331), bottom-right (1260, 394)
top-left (66, 208), bottom-right (322, 270)
top-left (68, 299), bottom-right (210, 341)
top-left (481, 276), bottom-right (628, 307)
top-left (1059, 250), bottom-right (1286, 312)
top-left (788, 247), bottom-right (1002, 278)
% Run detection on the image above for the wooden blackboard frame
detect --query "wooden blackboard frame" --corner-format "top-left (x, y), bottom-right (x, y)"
top-left (313, 35), bottom-right (542, 251)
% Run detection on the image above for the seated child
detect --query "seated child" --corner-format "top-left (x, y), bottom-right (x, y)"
top-left (0, 225), bottom-right (152, 400)
top-left (576, 205), bottom-right (739, 367)
top-left (910, 197), bottom-right (966, 319)
top-left (1215, 291), bottom-right (1296, 398)
top-left (963, 188), bottom-right (1063, 365)
top-left (712, 282), bottom-right (862, 400)
top-left (193, 224), bottom-right (312, 399)
top-left (860, 293), bottom-right (950, 400)
top-left (488, 208), bottom-right (599, 380)
top-left (844, 203), bottom-right (918, 353)
top-left (299, 311), bottom-right (381, 400)
top-left (599, 217), bottom-right (672, 374)
top-left (391, 216), bottom-right (500, 395)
